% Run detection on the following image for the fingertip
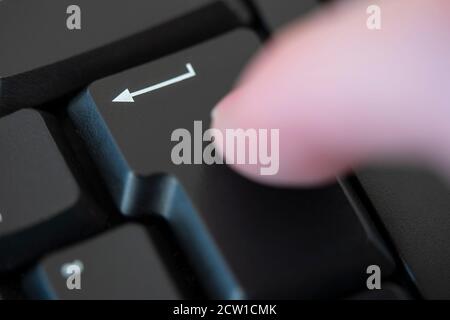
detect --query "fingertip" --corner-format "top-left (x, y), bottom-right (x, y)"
top-left (212, 0), bottom-right (450, 187)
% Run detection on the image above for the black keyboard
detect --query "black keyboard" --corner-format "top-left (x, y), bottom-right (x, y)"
top-left (0, 0), bottom-right (449, 300)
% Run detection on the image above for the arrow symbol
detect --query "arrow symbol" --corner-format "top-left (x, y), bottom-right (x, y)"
top-left (112, 63), bottom-right (196, 103)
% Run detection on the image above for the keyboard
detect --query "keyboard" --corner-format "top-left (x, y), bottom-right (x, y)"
top-left (0, 0), bottom-right (449, 300)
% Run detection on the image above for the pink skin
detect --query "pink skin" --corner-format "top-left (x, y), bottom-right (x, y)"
top-left (212, 0), bottom-right (450, 186)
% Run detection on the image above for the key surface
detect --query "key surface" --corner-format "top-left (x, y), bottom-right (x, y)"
top-left (0, 109), bottom-right (105, 272)
top-left (24, 224), bottom-right (184, 299)
top-left (0, 0), bottom-right (250, 114)
top-left (251, 0), bottom-right (321, 31)
top-left (348, 283), bottom-right (412, 300)
top-left (356, 166), bottom-right (450, 299)
top-left (69, 30), bottom-right (395, 299)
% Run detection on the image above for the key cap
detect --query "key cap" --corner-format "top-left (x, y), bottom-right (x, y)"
top-left (24, 224), bottom-right (186, 299)
top-left (250, 0), bottom-right (321, 31)
top-left (0, 0), bottom-right (250, 114)
top-left (356, 166), bottom-right (450, 299)
top-left (0, 109), bottom-right (106, 272)
top-left (69, 30), bottom-right (396, 299)
top-left (347, 283), bottom-right (412, 300)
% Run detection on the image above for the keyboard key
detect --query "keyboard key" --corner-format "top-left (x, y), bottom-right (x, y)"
top-left (24, 224), bottom-right (185, 300)
top-left (0, 0), bottom-right (251, 114)
top-left (0, 110), bottom-right (106, 272)
top-left (348, 283), bottom-right (412, 300)
top-left (356, 166), bottom-right (450, 299)
top-left (69, 30), bottom-right (260, 213)
top-left (251, 0), bottom-right (321, 31)
top-left (69, 30), bottom-right (395, 299)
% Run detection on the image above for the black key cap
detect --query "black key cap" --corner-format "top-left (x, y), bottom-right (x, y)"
top-left (0, 110), bottom-right (105, 272)
top-left (69, 30), bottom-right (259, 214)
top-left (356, 166), bottom-right (450, 299)
top-left (69, 30), bottom-right (395, 299)
top-left (347, 283), bottom-right (412, 300)
top-left (0, 0), bottom-right (250, 114)
top-left (24, 224), bottom-right (184, 299)
top-left (251, 0), bottom-right (321, 31)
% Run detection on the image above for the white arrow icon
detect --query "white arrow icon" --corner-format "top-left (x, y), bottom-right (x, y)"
top-left (112, 63), bottom-right (196, 103)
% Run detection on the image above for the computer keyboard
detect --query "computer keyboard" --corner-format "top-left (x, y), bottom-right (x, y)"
top-left (0, 0), bottom-right (251, 113)
top-left (24, 224), bottom-right (194, 300)
top-left (0, 0), bottom-right (449, 300)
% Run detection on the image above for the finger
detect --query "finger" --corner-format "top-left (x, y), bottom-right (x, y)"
top-left (212, 0), bottom-right (450, 186)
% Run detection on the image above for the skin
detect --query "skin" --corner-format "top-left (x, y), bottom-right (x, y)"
top-left (211, 0), bottom-right (450, 186)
